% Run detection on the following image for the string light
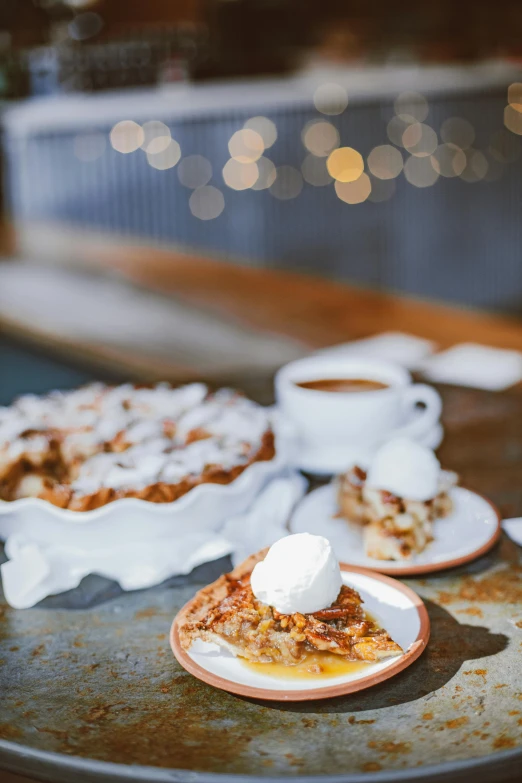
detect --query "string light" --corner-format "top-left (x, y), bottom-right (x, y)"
top-left (228, 129), bottom-right (264, 163)
top-left (504, 105), bottom-right (522, 135)
top-left (394, 92), bottom-right (429, 122)
top-left (431, 143), bottom-right (466, 177)
top-left (110, 120), bottom-right (144, 153)
top-left (368, 176), bottom-right (396, 202)
top-left (177, 155), bottom-right (212, 189)
top-left (269, 166), bottom-right (303, 200)
top-left (404, 155), bottom-right (439, 187)
top-left (459, 149), bottom-right (488, 183)
top-left (301, 154), bottom-right (333, 186)
top-left (251, 157), bottom-right (277, 190)
top-left (189, 186), bottom-right (225, 220)
top-left (146, 139), bottom-right (181, 170)
top-left (243, 117), bottom-right (277, 148)
top-left (326, 147), bottom-right (364, 182)
top-left (313, 83), bottom-right (348, 115)
top-left (367, 145), bottom-right (403, 179)
top-left (489, 130), bottom-right (520, 163)
top-left (440, 117), bottom-right (475, 149)
top-left (387, 115), bottom-right (416, 147)
top-left (141, 121), bottom-right (171, 154)
top-left (222, 159), bottom-right (259, 190)
top-left (507, 82), bottom-right (522, 113)
top-left (335, 173), bottom-right (372, 204)
top-left (402, 123), bottom-right (438, 157)
top-left (301, 120), bottom-right (339, 157)
top-left (483, 152), bottom-right (505, 182)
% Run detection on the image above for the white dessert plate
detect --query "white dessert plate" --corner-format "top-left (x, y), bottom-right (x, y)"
top-left (295, 422), bottom-right (444, 475)
top-left (291, 484), bottom-right (501, 576)
top-left (170, 566), bottom-right (429, 701)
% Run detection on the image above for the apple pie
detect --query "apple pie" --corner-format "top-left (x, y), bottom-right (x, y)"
top-left (0, 383), bottom-right (275, 510)
top-left (337, 465), bottom-right (457, 560)
top-left (178, 549), bottom-right (403, 665)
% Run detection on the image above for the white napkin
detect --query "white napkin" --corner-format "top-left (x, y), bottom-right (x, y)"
top-left (502, 518), bottom-right (522, 547)
top-left (0, 470), bottom-right (307, 609)
top-left (222, 471), bottom-right (308, 566)
top-left (420, 343), bottom-right (522, 390)
top-left (315, 332), bottom-right (436, 370)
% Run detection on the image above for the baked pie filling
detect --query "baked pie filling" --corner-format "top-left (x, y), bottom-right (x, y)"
top-left (178, 550), bottom-right (403, 668)
top-left (337, 465), bottom-right (457, 560)
top-left (0, 383), bottom-right (275, 510)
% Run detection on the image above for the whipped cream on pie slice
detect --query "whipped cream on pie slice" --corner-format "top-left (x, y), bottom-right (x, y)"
top-left (337, 438), bottom-right (458, 561)
top-left (250, 533), bottom-right (342, 615)
top-left (178, 546), bottom-right (403, 666)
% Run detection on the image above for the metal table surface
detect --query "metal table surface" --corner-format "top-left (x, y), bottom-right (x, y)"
top-left (0, 342), bottom-right (522, 783)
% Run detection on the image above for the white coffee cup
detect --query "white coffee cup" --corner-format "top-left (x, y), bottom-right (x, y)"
top-left (275, 356), bottom-right (442, 473)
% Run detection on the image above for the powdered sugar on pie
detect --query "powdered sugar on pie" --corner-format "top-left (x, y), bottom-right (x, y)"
top-left (0, 383), bottom-right (275, 511)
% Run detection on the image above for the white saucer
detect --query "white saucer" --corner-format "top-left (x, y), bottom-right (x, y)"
top-left (171, 566), bottom-right (429, 701)
top-left (295, 422), bottom-right (444, 475)
top-left (290, 484), bottom-right (501, 576)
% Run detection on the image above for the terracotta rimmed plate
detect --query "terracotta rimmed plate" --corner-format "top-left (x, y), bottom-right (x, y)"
top-left (170, 566), bottom-right (429, 701)
top-left (291, 484), bottom-right (501, 576)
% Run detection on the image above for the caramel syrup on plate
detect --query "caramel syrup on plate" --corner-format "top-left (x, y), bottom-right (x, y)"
top-left (242, 653), bottom-right (371, 680)
top-left (241, 611), bottom-right (381, 680)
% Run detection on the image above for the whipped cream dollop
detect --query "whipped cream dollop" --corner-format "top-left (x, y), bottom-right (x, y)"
top-left (366, 437), bottom-right (440, 501)
top-left (250, 533), bottom-right (342, 615)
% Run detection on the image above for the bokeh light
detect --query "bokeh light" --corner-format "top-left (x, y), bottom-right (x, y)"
top-left (68, 11), bottom-right (103, 40)
top-left (302, 120), bottom-right (340, 157)
top-left (326, 147), bottom-right (364, 182)
top-left (313, 83), bottom-right (348, 115)
top-left (431, 143), bottom-right (466, 177)
top-left (368, 176), bottom-right (396, 203)
top-left (367, 145), bottom-right (403, 179)
top-left (459, 149), bottom-right (488, 183)
top-left (177, 155), bottom-right (212, 189)
top-left (73, 132), bottom-right (106, 162)
top-left (228, 129), bottom-right (264, 163)
top-left (222, 159), bottom-right (259, 190)
top-left (402, 123), bottom-right (438, 157)
top-left (141, 121), bottom-right (171, 154)
top-left (440, 117), bottom-right (475, 149)
top-left (508, 82), bottom-right (522, 112)
top-left (394, 92), bottom-right (429, 122)
top-left (110, 120), bottom-right (144, 153)
top-left (489, 130), bottom-right (520, 163)
top-left (250, 157), bottom-right (277, 190)
top-left (387, 114), bottom-right (416, 147)
top-left (483, 152), bottom-right (505, 182)
top-left (335, 173), bottom-right (372, 204)
top-left (504, 105), bottom-right (522, 135)
top-left (189, 186), bottom-right (225, 220)
top-left (269, 166), bottom-right (303, 200)
top-left (146, 139), bottom-right (181, 170)
top-left (403, 155), bottom-right (439, 187)
top-left (301, 154), bottom-right (333, 186)
top-left (243, 116), bottom-right (277, 148)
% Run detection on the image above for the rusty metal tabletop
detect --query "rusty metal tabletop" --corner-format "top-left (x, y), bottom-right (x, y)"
top-left (0, 384), bottom-right (522, 783)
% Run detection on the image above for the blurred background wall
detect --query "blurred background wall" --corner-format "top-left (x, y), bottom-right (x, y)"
top-left (1, 0), bottom-right (522, 315)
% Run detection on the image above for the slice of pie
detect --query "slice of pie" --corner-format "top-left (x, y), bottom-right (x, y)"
top-left (337, 465), bottom-right (458, 560)
top-left (178, 550), bottom-right (403, 665)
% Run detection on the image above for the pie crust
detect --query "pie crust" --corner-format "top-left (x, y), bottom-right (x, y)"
top-left (178, 549), bottom-right (403, 665)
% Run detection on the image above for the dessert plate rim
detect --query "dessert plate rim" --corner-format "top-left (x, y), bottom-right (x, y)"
top-left (170, 565), bottom-right (430, 702)
top-left (291, 485), bottom-right (502, 576)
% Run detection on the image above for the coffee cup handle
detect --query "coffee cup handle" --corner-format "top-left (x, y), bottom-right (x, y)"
top-left (391, 384), bottom-right (442, 441)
